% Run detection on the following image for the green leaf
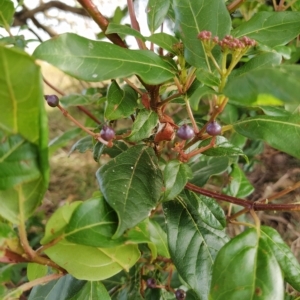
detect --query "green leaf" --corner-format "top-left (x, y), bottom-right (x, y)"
top-left (163, 160), bottom-right (193, 201)
top-left (233, 115), bottom-right (300, 159)
top-left (105, 81), bottom-right (138, 120)
top-left (201, 136), bottom-right (248, 161)
top-left (196, 69), bottom-right (220, 87)
top-left (228, 164), bottom-right (254, 198)
top-left (189, 157), bottom-right (229, 187)
top-left (229, 52), bottom-right (282, 79)
top-left (33, 33), bottom-right (176, 85)
top-left (69, 136), bottom-right (94, 156)
top-left (59, 94), bottom-right (100, 107)
top-left (261, 226), bottom-right (300, 291)
top-left (224, 65), bottom-right (300, 106)
top-left (45, 240), bottom-right (140, 280)
top-left (0, 0), bottom-right (14, 28)
top-left (96, 145), bottom-right (163, 238)
top-left (181, 190), bottom-right (226, 230)
top-left (0, 46), bottom-right (48, 223)
top-left (127, 109), bottom-right (158, 142)
top-left (68, 281), bottom-right (111, 300)
top-left (189, 84), bottom-right (215, 111)
top-left (49, 128), bottom-right (81, 155)
top-left (173, 0), bottom-right (231, 68)
top-left (148, 220), bottom-right (170, 258)
top-left (260, 106), bottom-right (292, 117)
top-left (147, 0), bottom-right (170, 33)
top-left (106, 23), bottom-right (145, 41)
top-left (41, 202), bottom-right (81, 245)
top-left (0, 133), bottom-right (41, 190)
top-left (0, 46), bottom-right (45, 144)
top-left (93, 140), bottom-right (129, 162)
top-left (210, 228), bottom-right (284, 300)
top-left (0, 176), bottom-right (45, 224)
top-left (163, 197), bottom-right (228, 299)
top-left (28, 275), bottom-right (86, 300)
top-left (146, 33), bottom-right (179, 54)
top-left (65, 193), bottom-right (124, 247)
top-left (232, 11), bottom-right (300, 48)
top-left (27, 263), bottom-right (48, 282)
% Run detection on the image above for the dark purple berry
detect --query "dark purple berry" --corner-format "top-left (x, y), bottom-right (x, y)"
top-left (146, 278), bottom-right (156, 288)
top-left (206, 121), bottom-right (222, 136)
top-left (176, 124), bottom-right (195, 140)
top-left (100, 125), bottom-right (115, 141)
top-left (175, 289), bottom-right (186, 300)
top-left (44, 95), bottom-right (59, 107)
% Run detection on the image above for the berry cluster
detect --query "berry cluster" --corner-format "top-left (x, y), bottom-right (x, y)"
top-left (197, 30), bottom-right (256, 51)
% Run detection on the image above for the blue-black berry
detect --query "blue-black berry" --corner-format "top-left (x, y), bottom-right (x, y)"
top-left (177, 124), bottom-right (195, 140)
top-left (100, 125), bottom-right (115, 141)
top-left (175, 289), bottom-right (186, 300)
top-left (44, 95), bottom-right (59, 107)
top-left (146, 278), bottom-right (156, 288)
top-left (206, 121), bottom-right (222, 136)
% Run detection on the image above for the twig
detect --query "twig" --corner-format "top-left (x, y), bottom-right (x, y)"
top-left (157, 92), bottom-right (183, 107)
top-left (227, 0), bottom-right (246, 13)
top-left (43, 77), bottom-right (101, 124)
top-left (77, 0), bottom-right (126, 48)
top-left (3, 273), bottom-right (64, 299)
top-left (127, 0), bottom-right (147, 50)
top-left (123, 78), bottom-right (144, 95)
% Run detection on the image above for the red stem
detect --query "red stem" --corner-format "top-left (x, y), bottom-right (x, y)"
top-left (77, 0), bottom-right (126, 48)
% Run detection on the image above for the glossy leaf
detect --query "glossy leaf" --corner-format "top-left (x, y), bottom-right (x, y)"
top-left (93, 141), bottom-right (129, 162)
top-left (126, 219), bottom-right (157, 259)
top-left (65, 193), bottom-right (124, 247)
top-left (147, 0), bottom-right (170, 33)
top-left (0, 45), bottom-right (48, 224)
top-left (164, 198), bottom-right (228, 299)
top-left (180, 190), bottom-right (226, 230)
top-left (173, 0), bottom-right (231, 68)
top-left (27, 263), bottom-right (47, 282)
top-left (69, 136), bottom-right (93, 156)
top-left (148, 220), bottom-right (170, 258)
top-left (0, 133), bottom-right (41, 190)
top-left (0, 0), bottom-right (14, 28)
top-left (260, 106), bottom-right (292, 117)
top-left (68, 281), bottom-right (111, 300)
top-left (59, 94), bottom-right (100, 107)
top-left (41, 202), bottom-right (81, 245)
top-left (96, 145), bottom-right (163, 237)
top-left (146, 33), bottom-right (179, 54)
top-left (210, 228), bottom-right (284, 300)
top-left (28, 275), bottom-right (86, 300)
top-left (232, 11), bottom-right (300, 48)
top-left (189, 157), bottom-right (229, 187)
top-left (106, 23), bottom-right (145, 41)
top-left (49, 128), bottom-right (81, 155)
top-left (261, 226), bottom-right (300, 291)
top-left (33, 33), bottom-right (176, 85)
top-left (127, 109), bottom-right (158, 142)
top-left (233, 115), bottom-right (300, 159)
top-left (45, 240), bottom-right (140, 281)
top-left (0, 178), bottom-right (46, 224)
top-left (196, 69), bottom-right (220, 87)
top-left (228, 164), bottom-right (254, 198)
top-left (229, 52), bottom-right (282, 79)
top-left (105, 81), bottom-right (138, 120)
top-left (224, 65), bottom-right (300, 106)
top-left (201, 136), bottom-right (247, 161)
top-left (0, 46), bottom-right (45, 144)
top-left (189, 84), bottom-right (215, 110)
top-left (163, 160), bottom-right (193, 201)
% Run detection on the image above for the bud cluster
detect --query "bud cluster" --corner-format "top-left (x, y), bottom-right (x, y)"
top-left (197, 30), bottom-right (256, 51)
